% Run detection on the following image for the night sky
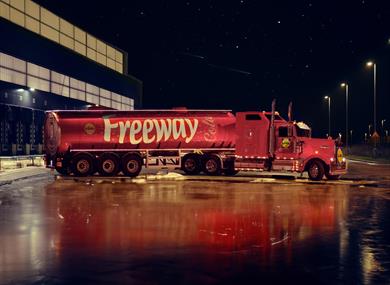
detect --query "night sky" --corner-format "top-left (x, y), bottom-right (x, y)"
top-left (35, 0), bottom-right (390, 139)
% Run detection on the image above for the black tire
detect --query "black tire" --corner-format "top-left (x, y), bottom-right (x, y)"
top-left (325, 173), bottom-right (340, 180)
top-left (307, 160), bottom-right (325, 181)
top-left (71, 153), bottom-right (94, 177)
top-left (98, 153), bottom-right (120, 176)
top-left (202, 155), bottom-right (222, 176)
top-left (182, 154), bottom-right (201, 175)
top-left (122, 153), bottom-right (143, 177)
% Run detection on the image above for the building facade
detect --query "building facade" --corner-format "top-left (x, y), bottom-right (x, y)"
top-left (0, 0), bottom-right (142, 155)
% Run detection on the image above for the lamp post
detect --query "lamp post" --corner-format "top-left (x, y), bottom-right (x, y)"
top-left (324, 96), bottom-right (331, 137)
top-left (366, 61), bottom-right (377, 134)
top-left (341, 83), bottom-right (349, 151)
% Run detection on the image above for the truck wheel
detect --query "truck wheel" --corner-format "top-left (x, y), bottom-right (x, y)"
top-left (203, 155), bottom-right (222, 176)
top-left (182, 154), bottom-right (201, 175)
top-left (122, 154), bottom-right (143, 177)
top-left (72, 153), bottom-right (94, 177)
top-left (98, 153), bottom-right (120, 176)
top-left (307, 160), bottom-right (325, 181)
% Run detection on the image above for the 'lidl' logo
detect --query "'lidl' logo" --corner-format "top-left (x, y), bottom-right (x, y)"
top-left (337, 148), bottom-right (344, 163)
top-left (281, 138), bottom-right (290, 148)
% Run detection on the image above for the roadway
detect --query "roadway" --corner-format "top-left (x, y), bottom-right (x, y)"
top-left (0, 159), bottom-right (389, 284)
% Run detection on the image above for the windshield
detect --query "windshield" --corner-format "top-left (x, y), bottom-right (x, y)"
top-left (295, 122), bottom-right (311, 137)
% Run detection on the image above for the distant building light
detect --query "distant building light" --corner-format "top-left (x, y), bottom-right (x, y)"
top-left (29, 88), bottom-right (35, 91)
top-left (16, 88), bottom-right (25, 92)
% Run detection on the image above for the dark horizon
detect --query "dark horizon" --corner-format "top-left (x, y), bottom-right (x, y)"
top-left (34, 0), bottom-right (390, 139)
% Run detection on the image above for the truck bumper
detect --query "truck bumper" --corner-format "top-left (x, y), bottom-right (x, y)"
top-left (329, 161), bottom-right (347, 175)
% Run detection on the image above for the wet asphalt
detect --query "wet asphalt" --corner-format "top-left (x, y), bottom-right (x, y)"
top-left (0, 166), bottom-right (390, 284)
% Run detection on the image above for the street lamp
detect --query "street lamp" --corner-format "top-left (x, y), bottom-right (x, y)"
top-left (366, 61), bottom-right (377, 134)
top-left (324, 96), bottom-right (331, 137)
top-left (340, 83), bottom-right (349, 151)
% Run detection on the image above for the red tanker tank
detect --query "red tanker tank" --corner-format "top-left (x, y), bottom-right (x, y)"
top-left (45, 109), bottom-right (238, 177)
top-left (45, 109), bottom-right (237, 154)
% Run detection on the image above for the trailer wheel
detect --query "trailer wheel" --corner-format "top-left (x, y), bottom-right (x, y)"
top-left (203, 155), bottom-right (222, 176)
top-left (122, 153), bottom-right (143, 177)
top-left (307, 160), bottom-right (325, 181)
top-left (71, 153), bottom-right (94, 177)
top-left (182, 154), bottom-right (201, 175)
top-left (98, 153), bottom-right (120, 176)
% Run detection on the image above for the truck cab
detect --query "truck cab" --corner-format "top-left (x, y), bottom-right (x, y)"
top-left (235, 111), bottom-right (347, 180)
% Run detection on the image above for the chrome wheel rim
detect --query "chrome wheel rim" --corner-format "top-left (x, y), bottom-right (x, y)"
top-left (102, 159), bottom-right (115, 173)
top-left (309, 164), bottom-right (319, 178)
top-left (206, 159), bottom-right (217, 173)
top-left (127, 160), bottom-right (139, 173)
top-left (184, 158), bottom-right (196, 171)
top-left (76, 159), bottom-right (90, 174)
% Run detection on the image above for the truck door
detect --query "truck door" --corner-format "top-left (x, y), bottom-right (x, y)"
top-left (274, 125), bottom-right (296, 159)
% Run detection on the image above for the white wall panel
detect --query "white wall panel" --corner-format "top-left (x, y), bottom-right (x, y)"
top-left (100, 88), bottom-right (111, 99)
top-left (27, 75), bottom-right (49, 91)
top-left (27, 62), bottom-right (49, 79)
top-left (51, 71), bottom-right (69, 85)
top-left (10, 0), bottom-right (24, 12)
top-left (86, 93), bottom-right (99, 105)
top-left (40, 7), bottom-right (59, 29)
top-left (87, 34), bottom-right (96, 50)
top-left (87, 48), bottom-right (96, 61)
top-left (0, 2), bottom-right (10, 20)
top-left (0, 67), bottom-right (26, 85)
top-left (74, 27), bottom-right (86, 44)
top-left (97, 40), bottom-right (106, 55)
top-left (74, 41), bottom-right (86, 56)
top-left (60, 33), bottom-right (74, 49)
top-left (40, 23), bottom-right (59, 43)
top-left (60, 18), bottom-right (73, 37)
top-left (86, 83), bottom-right (99, 95)
top-left (10, 7), bottom-right (24, 26)
top-left (111, 101), bottom-right (121, 110)
top-left (96, 53), bottom-right (106, 66)
top-left (51, 82), bottom-right (69, 97)
top-left (25, 15), bottom-right (39, 33)
top-left (25, 0), bottom-right (38, 19)
top-left (70, 78), bottom-right (85, 91)
top-left (70, 88), bottom-right (85, 101)
top-left (100, 97), bottom-right (111, 107)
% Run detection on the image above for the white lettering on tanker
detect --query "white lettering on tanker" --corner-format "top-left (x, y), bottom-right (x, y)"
top-left (103, 116), bottom-right (199, 144)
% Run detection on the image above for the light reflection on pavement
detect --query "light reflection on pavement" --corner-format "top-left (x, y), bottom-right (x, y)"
top-left (0, 175), bottom-right (389, 284)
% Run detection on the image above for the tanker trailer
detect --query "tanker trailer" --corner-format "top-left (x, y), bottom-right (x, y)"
top-left (44, 109), bottom-right (237, 177)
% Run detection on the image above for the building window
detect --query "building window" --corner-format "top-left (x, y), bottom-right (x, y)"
top-left (19, 95), bottom-right (23, 101)
top-left (32, 97), bottom-right (35, 104)
top-left (44, 100), bottom-right (47, 106)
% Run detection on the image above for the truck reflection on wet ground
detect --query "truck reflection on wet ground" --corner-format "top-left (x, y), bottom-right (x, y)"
top-left (0, 177), bottom-right (390, 284)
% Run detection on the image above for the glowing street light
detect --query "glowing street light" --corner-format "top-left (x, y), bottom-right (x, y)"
top-left (324, 96), bottom-right (331, 136)
top-left (340, 83), bottom-right (349, 151)
top-left (366, 61), bottom-right (377, 134)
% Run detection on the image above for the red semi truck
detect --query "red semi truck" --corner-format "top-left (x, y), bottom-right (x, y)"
top-left (44, 103), bottom-right (347, 180)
